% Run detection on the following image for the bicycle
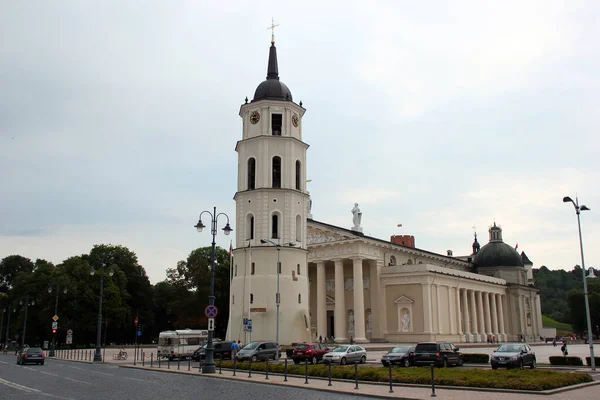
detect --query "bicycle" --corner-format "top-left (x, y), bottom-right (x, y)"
top-left (113, 349), bottom-right (128, 360)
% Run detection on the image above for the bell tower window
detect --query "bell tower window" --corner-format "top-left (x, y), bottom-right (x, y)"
top-left (271, 213), bottom-right (280, 239)
top-left (247, 158), bottom-right (256, 190)
top-left (295, 160), bottom-right (301, 190)
top-left (271, 113), bottom-right (282, 136)
top-left (272, 156), bottom-right (281, 188)
top-left (246, 214), bottom-right (254, 240)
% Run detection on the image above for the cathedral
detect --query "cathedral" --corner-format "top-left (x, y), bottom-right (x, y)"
top-left (226, 38), bottom-right (542, 345)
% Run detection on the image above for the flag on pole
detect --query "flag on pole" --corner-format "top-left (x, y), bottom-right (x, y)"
top-left (229, 241), bottom-right (233, 257)
top-left (515, 243), bottom-right (519, 250)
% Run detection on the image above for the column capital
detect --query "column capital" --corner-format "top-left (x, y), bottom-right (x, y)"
top-left (330, 258), bottom-right (344, 263)
top-left (315, 261), bottom-right (326, 267)
top-left (349, 256), bottom-right (363, 262)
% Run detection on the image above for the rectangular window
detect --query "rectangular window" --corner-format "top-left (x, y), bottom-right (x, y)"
top-left (271, 114), bottom-right (282, 136)
top-left (251, 262), bottom-right (255, 275)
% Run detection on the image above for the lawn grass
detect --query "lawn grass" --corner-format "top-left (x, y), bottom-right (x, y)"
top-left (219, 361), bottom-right (592, 391)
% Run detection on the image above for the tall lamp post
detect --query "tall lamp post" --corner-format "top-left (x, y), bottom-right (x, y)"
top-left (563, 195), bottom-right (596, 371)
top-left (48, 282), bottom-right (67, 357)
top-left (91, 262), bottom-right (114, 362)
top-left (194, 206), bottom-right (232, 374)
top-left (4, 303), bottom-right (14, 350)
top-left (260, 239), bottom-right (296, 360)
top-left (20, 295), bottom-right (35, 348)
top-left (0, 305), bottom-right (6, 347)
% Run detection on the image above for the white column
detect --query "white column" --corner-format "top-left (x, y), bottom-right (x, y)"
top-left (461, 288), bottom-right (470, 340)
top-left (483, 292), bottom-right (492, 337)
top-left (352, 258), bottom-right (367, 342)
top-left (333, 259), bottom-right (346, 342)
top-left (448, 286), bottom-right (456, 335)
top-left (497, 294), bottom-right (506, 342)
top-left (434, 284), bottom-right (443, 334)
top-left (470, 290), bottom-right (479, 342)
top-left (423, 283), bottom-right (434, 334)
top-left (490, 292), bottom-right (499, 339)
top-left (456, 287), bottom-right (463, 336)
top-left (371, 260), bottom-right (385, 338)
top-left (519, 295), bottom-right (526, 339)
top-left (316, 261), bottom-right (327, 340)
top-left (476, 291), bottom-right (484, 342)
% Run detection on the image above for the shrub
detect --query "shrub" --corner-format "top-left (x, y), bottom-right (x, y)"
top-left (462, 353), bottom-right (489, 363)
top-left (549, 356), bottom-right (584, 366)
top-left (585, 357), bottom-right (600, 367)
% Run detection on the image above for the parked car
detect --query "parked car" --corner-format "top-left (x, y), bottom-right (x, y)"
top-left (236, 341), bottom-right (279, 362)
top-left (490, 343), bottom-right (536, 369)
top-left (413, 342), bottom-right (462, 367)
top-left (292, 343), bottom-right (329, 364)
top-left (17, 347), bottom-right (45, 365)
top-left (192, 341), bottom-right (234, 361)
top-left (322, 345), bottom-right (367, 365)
top-left (381, 345), bottom-right (415, 367)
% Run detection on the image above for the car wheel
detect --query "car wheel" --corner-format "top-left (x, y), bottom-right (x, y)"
top-left (458, 357), bottom-right (463, 367)
top-left (519, 360), bottom-right (524, 370)
top-left (360, 356), bottom-right (366, 364)
top-left (530, 358), bottom-right (536, 369)
top-left (251, 355), bottom-right (258, 363)
top-left (403, 358), bottom-right (410, 367)
top-left (311, 356), bottom-right (318, 365)
top-left (442, 358), bottom-right (448, 368)
top-left (492, 365), bottom-right (498, 370)
top-left (340, 357), bottom-right (347, 365)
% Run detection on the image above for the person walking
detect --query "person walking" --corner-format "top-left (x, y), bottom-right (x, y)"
top-left (231, 340), bottom-right (239, 360)
top-left (319, 335), bottom-right (322, 344)
top-left (561, 342), bottom-right (568, 356)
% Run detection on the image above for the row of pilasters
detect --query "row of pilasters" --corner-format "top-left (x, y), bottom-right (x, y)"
top-left (457, 288), bottom-right (508, 342)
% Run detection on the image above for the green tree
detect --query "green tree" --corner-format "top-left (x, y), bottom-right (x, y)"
top-left (0, 255), bottom-right (35, 293)
top-left (567, 280), bottom-right (600, 337)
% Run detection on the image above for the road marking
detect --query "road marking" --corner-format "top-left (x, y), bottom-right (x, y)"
top-left (90, 370), bottom-right (114, 376)
top-left (122, 377), bottom-right (150, 382)
top-left (65, 377), bottom-right (91, 385)
top-left (68, 366), bottom-right (85, 371)
top-left (0, 377), bottom-right (41, 393)
top-left (40, 371), bottom-right (59, 377)
top-left (24, 366), bottom-right (36, 371)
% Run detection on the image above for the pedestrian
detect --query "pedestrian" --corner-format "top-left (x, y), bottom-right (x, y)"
top-left (561, 342), bottom-right (568, 356)
top-left (230, 340), bottom-right (239, 360)
top-left (552, 338), bottom-right (556, 347)
top-left (319, 335), bottom-right (322, 344)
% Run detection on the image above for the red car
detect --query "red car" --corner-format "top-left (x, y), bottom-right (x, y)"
top-left (292, 343), bottom-right (330, 364)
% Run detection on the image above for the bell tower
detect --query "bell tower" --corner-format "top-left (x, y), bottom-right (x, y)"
top-left (226, 36), bottom-right (311, 345)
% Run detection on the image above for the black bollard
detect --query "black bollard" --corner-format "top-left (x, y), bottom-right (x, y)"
top-left (304, 358), bottom-right (309, 384)
top-left (151, 353), bottom-right (153, 368)
top-left (388, 363), bottom-right (393, 393)
top-left (328, 362), bottom-right (332, 386)
top-left (430, 363), bottom-right (436, 397)
top-left (177, 355), bottom-right (180, 370)
top-left (265, 358), bottom-right (269, 380)
top-left (199, 358), bottom-right (202, 373)
top-left (158, 354), bottom-right (161, 368)
top-left (168, 357), bottom-right (170, 369)
top-left (219, 354), bottom-right (222, 375)
top-left (354, 363), bottom-right (359, 390)
top-left (233, 358), bottom-right (237, 376)
top-left (188, 355), bottom-right (191, 371)
top-left (284, 358), bottom-right (288, 382)
top-left (143, 352), bottom-right (145, 367)
top-left (248, 359), bottom-right (252, 378)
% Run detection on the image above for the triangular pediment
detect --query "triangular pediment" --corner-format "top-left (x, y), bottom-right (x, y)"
top-left (394, 295), bottom-right (414, 304)
top-left (307, 224), bottom-right (356, 245)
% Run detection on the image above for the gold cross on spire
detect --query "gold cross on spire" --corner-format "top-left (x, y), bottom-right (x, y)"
top-left (267, 17), bottom-right (279, 44)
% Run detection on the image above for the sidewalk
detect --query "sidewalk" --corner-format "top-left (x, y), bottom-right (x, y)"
top-left (120, 361), bottom-right (600, 400)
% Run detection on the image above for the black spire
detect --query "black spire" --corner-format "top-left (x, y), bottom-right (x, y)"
top-left (266, 43), bottom-right (279, 80)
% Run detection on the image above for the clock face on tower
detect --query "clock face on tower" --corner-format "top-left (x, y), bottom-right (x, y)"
top-left (292, 114), bottom-right (299, 127)
top-left (250, 111), bottom-right (260, 124)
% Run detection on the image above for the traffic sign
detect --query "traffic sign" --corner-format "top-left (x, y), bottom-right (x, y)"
top-left (52, 321), bottom-right (58, 330)
top-left (66, 335), bottom-right (72, 345)
top-left (207, 318), bottom-right (215, 331)
top-left (247, 319), bottom-right (252, 332)
top-left (67, 329), bottom-right (73, 335)
top-left (134, 317), bottom-right (139, 326)
top-left (52, 315), bottom-right (59, 322)
top-left (243, 318), bottom-right (249, 325)
top-left (137, 330), bottom-right (142, 337)
top-left (205, 305), bottom-right (218, 318)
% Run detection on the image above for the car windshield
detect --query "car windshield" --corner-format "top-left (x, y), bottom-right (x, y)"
top-left (496, 344), bottom-right (522, 353)
top-left (332, 346), bottom-right (348, 352)
top-left (243, 342), bottom-right (261, 350)
top-left (27, 348), bottom-right (43, 354)
top-left (390, 346), bottom-right (411, 353)
top-left (296, 344), bottom-right (309, 350)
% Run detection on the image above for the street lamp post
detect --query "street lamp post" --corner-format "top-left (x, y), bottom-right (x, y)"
top-left (563, 195), bottom-right (596, 371)
top-left (20, 295), bottom-right (35, 348)
top-left (194, 206), bottom-right (233, 374)
top-left (91, 262), bottom-right (114, 362)
top-left (4, 303), bottom-right (13, 350)
top-left (260, 239), bottom-right (296, 360)
top-left (48, 282), bottom-right (67, 357)
top-left (0, 306), bottom-right (5, 347)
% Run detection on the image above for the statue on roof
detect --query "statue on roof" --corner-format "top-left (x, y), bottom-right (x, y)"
top-left (351, 203), bottom-right (362, 228)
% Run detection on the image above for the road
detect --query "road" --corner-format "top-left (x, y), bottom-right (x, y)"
top-left (0, 353), bottom-right (366, 400)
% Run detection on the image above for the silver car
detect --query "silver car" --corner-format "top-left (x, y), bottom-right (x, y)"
top-left (322, 345), bottom-right (367, 365)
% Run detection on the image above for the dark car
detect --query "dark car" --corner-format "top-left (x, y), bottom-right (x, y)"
top-left (413, 342), bottom-right (462, 367)
top-left (381, 345), bottom-right (415, 367)
top-left (490, 343), bottom-right (536, 369)
top-left (17, 347), bottom-right (45, 365)
top-left (192, 341), bottom-right (234, 361)
top-left (292, 343), bottom-right (329, 364)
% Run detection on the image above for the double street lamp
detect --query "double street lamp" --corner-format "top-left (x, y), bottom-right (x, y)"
top-left (20, 295), bottom-right (35, 348)
top-left (195, 206), bottom-right (232, 374)
top-left (260, 239), bottom-right (296, 360)
top-left (563, 195), bottom-right (596, 371)
top-left (90, 262), bottom-right (114, 362)
top-left (48, 282), bottom-right (68, 357)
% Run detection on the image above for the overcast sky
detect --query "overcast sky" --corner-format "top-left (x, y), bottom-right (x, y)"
top-left (2, 1), bottom-right (599, 284)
